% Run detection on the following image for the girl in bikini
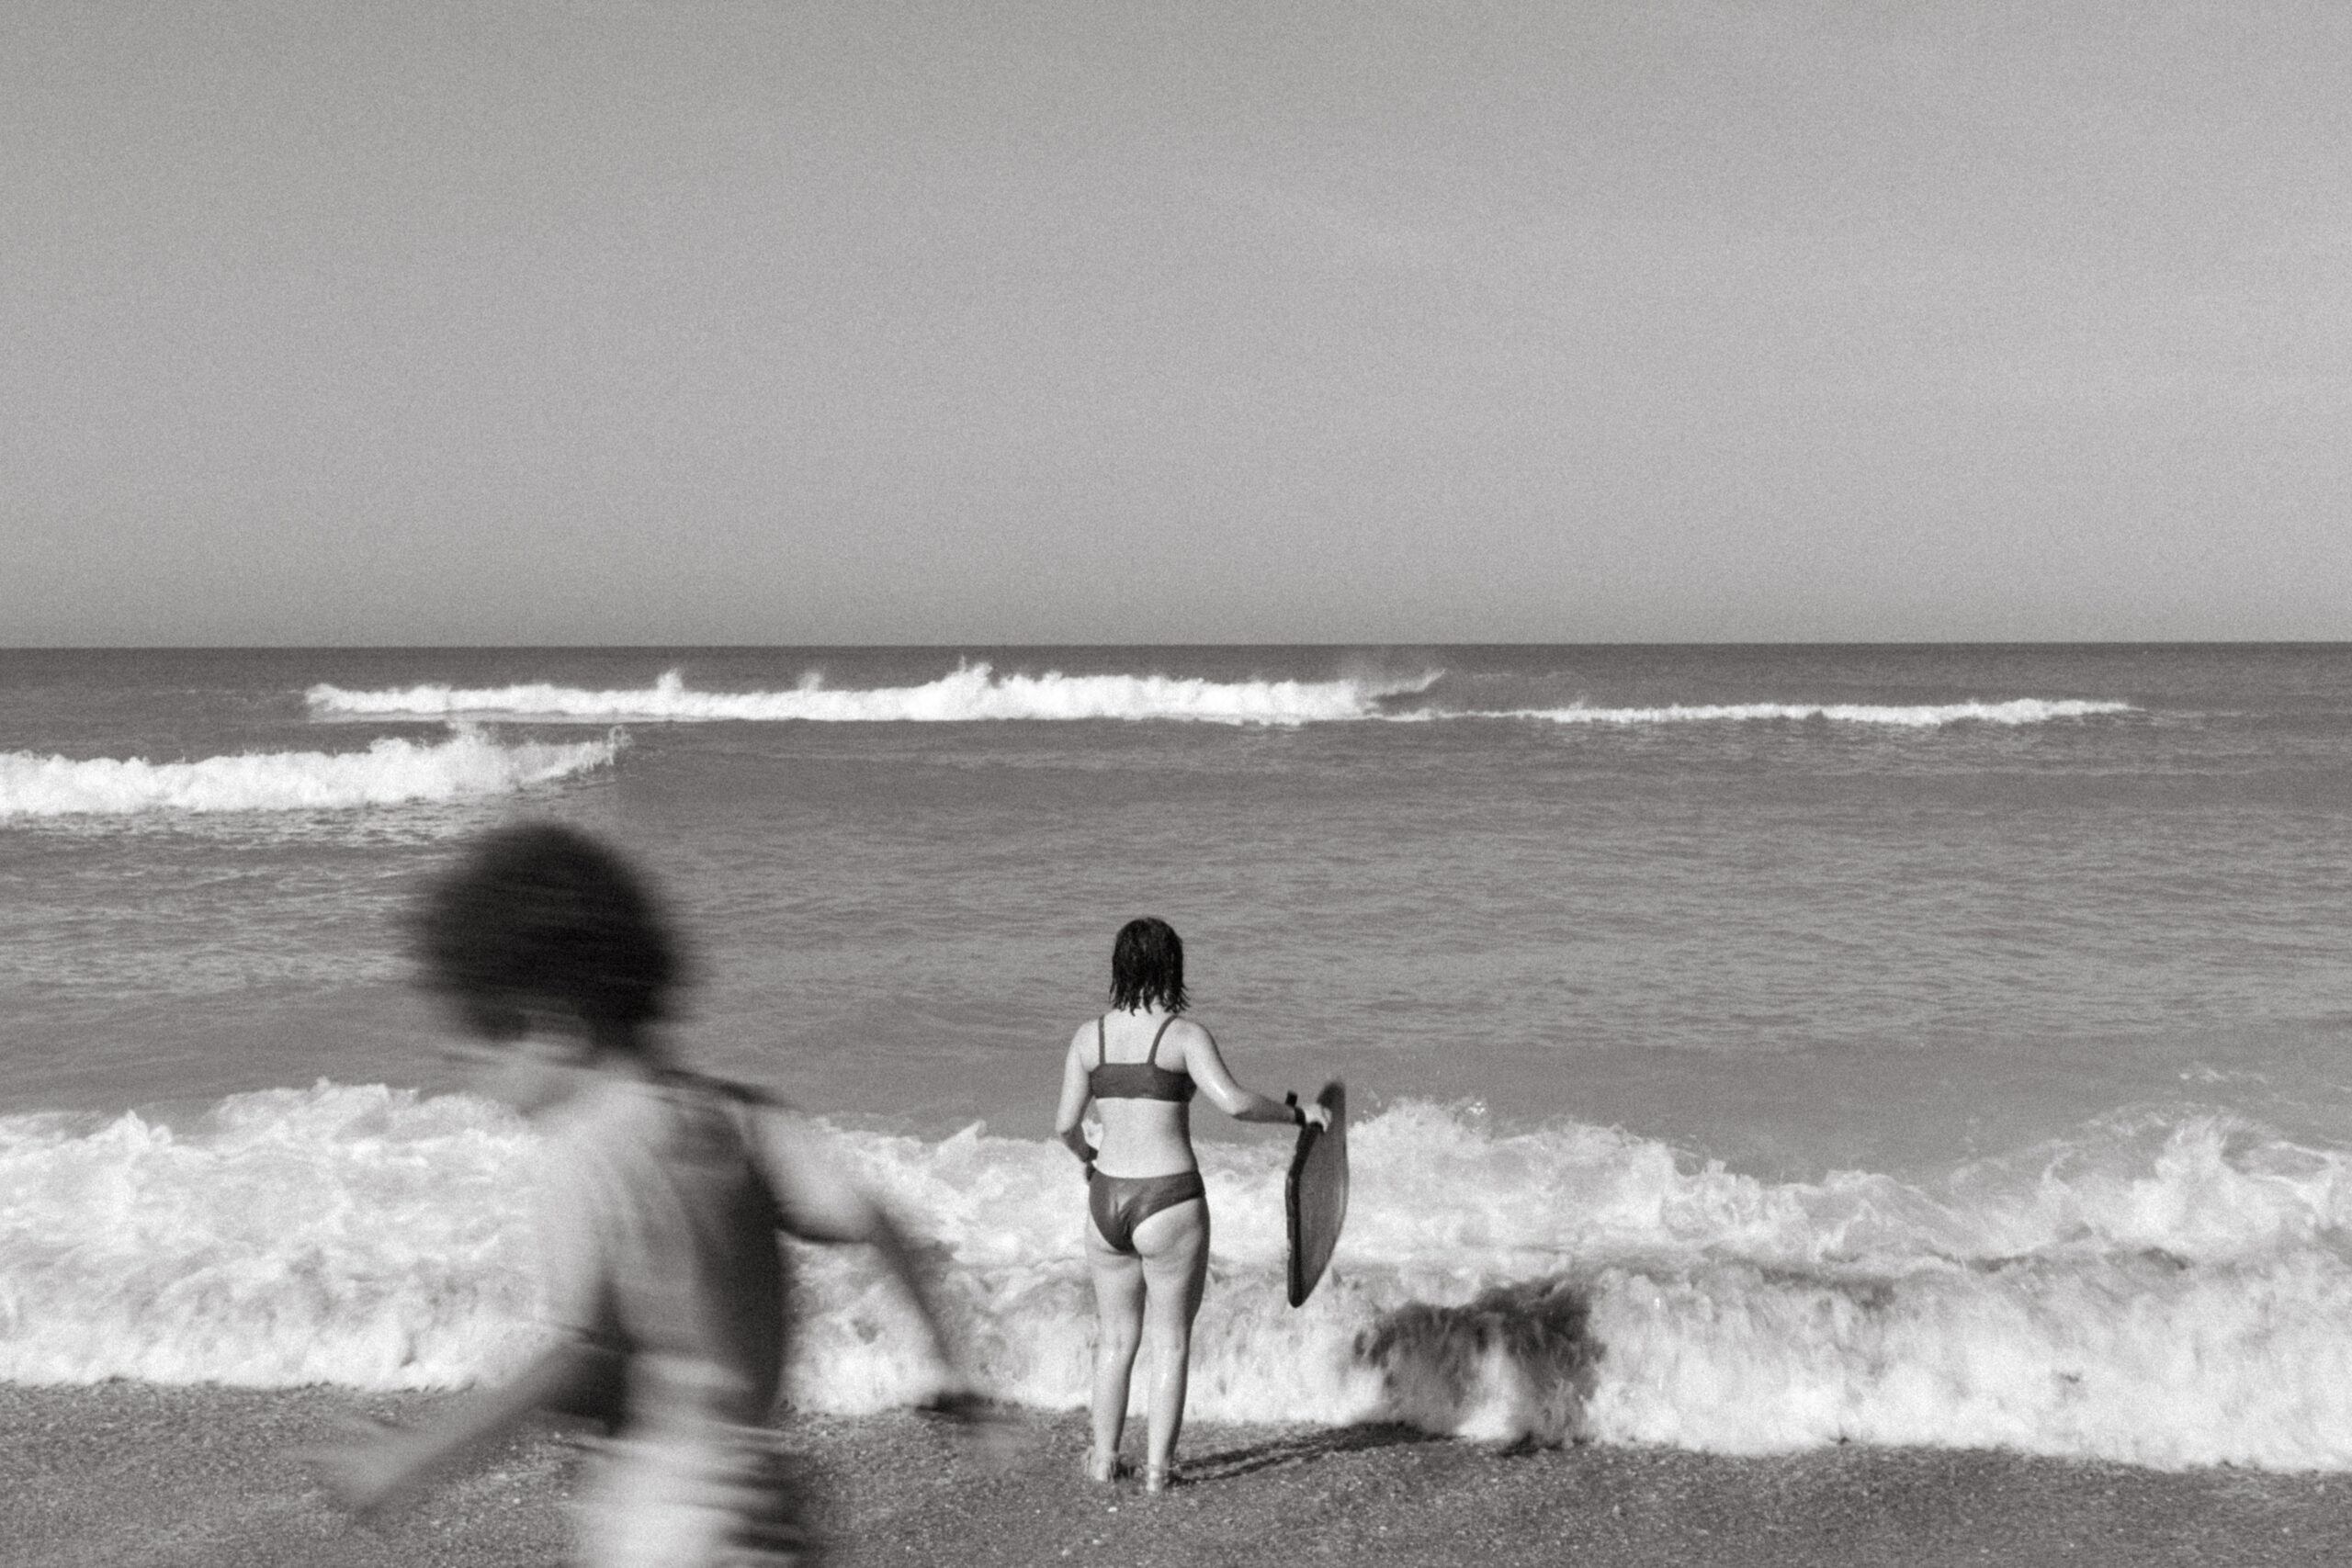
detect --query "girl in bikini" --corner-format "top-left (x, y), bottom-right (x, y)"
top-left (1052, 917), bottom-right (1329, 1492)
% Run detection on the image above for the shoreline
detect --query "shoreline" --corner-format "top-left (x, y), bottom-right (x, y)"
top-left (8, 1384), bottom-right (2352, 1566)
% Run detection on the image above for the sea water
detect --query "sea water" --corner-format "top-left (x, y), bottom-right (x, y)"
top-left (4, 645), bottom-right (2351, 1469)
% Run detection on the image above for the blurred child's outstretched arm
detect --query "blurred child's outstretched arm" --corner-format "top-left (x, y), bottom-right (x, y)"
top-left (755, 1109), bottom-right (962, 1400)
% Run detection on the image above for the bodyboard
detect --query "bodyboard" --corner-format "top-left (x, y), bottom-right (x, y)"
top-left (1284, 1080), bottom-right (1348, 1308)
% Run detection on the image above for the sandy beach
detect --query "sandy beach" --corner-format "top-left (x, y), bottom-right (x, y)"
top-left (6, 1384), bottom-right (2347, 1568)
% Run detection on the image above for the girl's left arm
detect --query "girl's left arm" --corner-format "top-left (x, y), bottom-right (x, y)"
top-left (1184, 1025), bottom-right (1331, 1129)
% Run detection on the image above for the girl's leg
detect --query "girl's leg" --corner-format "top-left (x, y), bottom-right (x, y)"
top-left (1084, 1223), bottom-right (1145, 1480)
top-left (1131, 1197), bottom-right (1210, 1486)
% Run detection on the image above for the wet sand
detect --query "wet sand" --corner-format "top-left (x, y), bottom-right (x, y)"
top-left (6, 1384), bottom-right (2349, 1567)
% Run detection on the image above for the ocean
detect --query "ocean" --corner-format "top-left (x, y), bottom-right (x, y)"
top-left (5, 644), bottom-right (2351, 1469)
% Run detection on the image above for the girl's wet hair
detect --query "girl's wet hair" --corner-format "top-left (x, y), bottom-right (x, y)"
top-left (411, 822), bottom-right (683, 1039)
top-left (1109, 917), bottom-right (1188, 1014)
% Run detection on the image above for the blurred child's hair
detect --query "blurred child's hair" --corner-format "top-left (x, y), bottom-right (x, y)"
top-left (411, 822), bottom-right (683, 1040)
top-left (1108, 916), bottom-right (1188, 1014)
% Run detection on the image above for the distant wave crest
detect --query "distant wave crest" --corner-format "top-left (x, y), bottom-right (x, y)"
top-left (307, 666), bottom-right (1422, 726)
top-left (7, 1087), bottom-right (2351, 1470)
top-left (0, 731), bottom-right (617, 818)
top-left (305, 669), bottom-right (2132, 729)
top-left (1514, 698), bottom-right (2134, 727)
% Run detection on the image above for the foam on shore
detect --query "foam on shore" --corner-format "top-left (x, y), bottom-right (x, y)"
top-left (7, 1085), bottom-right (2348, 1470)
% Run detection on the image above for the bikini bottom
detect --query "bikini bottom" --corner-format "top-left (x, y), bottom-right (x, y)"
top-left (1088, 1168), bottom-right (1207, 1256)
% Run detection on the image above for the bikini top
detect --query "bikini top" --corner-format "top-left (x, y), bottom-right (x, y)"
top-left (1089, 1015), bottom-right (1196, 1103)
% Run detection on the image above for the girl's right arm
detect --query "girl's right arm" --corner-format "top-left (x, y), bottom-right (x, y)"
top-left (1053, 1022), bottom-right (1097, 1168)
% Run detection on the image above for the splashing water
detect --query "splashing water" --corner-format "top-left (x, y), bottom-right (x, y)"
top-left (6, 1086), bottom-right (2350, 1471)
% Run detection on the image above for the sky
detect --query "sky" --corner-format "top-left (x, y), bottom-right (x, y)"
top-left (3, 1), bottom-right (2346, 646)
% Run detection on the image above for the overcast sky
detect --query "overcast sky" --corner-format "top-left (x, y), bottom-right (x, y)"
top-left (4, 2), bottom-right (2346, 646)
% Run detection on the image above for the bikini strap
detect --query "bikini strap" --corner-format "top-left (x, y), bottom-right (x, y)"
top-left (1146, 1016), bottom-right (1178, 1066)
top-left (1097, 1015), bottom-right (1108, 1067)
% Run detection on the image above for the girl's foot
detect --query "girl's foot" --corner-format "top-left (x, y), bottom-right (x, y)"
top-left (1143, 1461), bottom-right (1180, 1494)
top-left (1086, 1451), bottom-right (1129, 1483)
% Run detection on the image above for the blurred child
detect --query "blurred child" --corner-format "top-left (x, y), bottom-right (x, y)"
top-left (314, 822), bottom-right (966, 1566)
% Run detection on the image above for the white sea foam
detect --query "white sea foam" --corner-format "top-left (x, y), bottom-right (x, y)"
top-left (306, 667), bottom-right (1421, 726)
top-left (7, 1086), bottom-right (2351, 1469)
top-left (0, 731), bottom-right (618, 818)
top-left (1511, 699), bottom-right (2135, 727)
top-left (0, 1086), bottom-right (541, 1386)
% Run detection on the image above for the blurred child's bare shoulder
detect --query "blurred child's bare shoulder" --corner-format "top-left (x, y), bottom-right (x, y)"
top-left (687, 1076), bottom-right (829, 1166)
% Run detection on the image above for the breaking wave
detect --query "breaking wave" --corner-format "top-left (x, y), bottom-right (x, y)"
top-left (305, 669), bottom-right (2132, 730)
top-left (0, 731), bottom-right (618, 818)
top-left (1512, 699), bottom-right (2135, 727)
top-left (306, 667), bottom-right (1422, 727)
top-left (8, 1086), bottom-right (2352, 1470)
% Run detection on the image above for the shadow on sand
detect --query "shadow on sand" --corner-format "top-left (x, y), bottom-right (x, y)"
top-left (1180, 1422), bottom-right (1447, 1483)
